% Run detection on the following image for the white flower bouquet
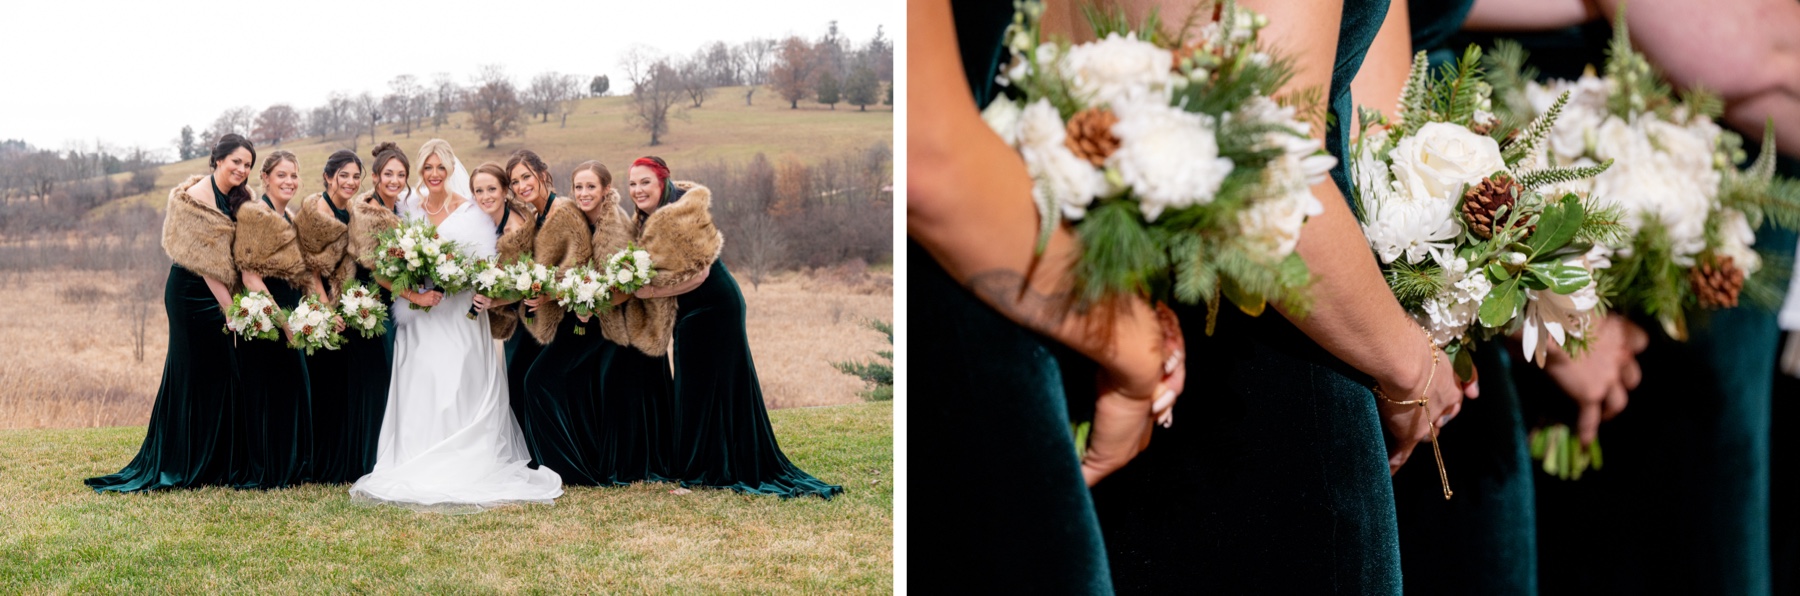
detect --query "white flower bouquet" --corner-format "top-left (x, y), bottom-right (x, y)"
top-left (337, 281), bottom-right (389, 338)
top-left (505, 257), bottom-right (557, 325)
top-left (224, 290), bottom-right (284, 342)
top-left (550, 265), bottom-right (612, 336)
top-left (371, 220), bottom-right (457, 311)
top-left (985, 0), bottom-right (1331, 319)
top-left (464, 258), bottom-right (506, 320)
top-left (285, 294), bottom-right (345, 355)
top-left (1352, 46), bottom-right (1618, 377)
top-left (603, 245), bottom-right (656, 295)
top-left (1487, 13), bottom-right (1800, 344)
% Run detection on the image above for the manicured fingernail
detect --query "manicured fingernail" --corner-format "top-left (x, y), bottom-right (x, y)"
top-left (1164, 355), bottom-right (1179, 375)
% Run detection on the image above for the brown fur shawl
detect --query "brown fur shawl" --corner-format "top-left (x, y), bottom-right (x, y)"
top-left (233, 199), bottom-right (309, 285)
top-left (293, 193), bottom-right (357, 301)
top-left (523, 197), bottom-right (597, 343)
top-left (622, 181), bottom-right (723, 356)
top-left (487, 201), bottom-right (538, 340)
top-left (585, 188), bottom-right (635, 345)
top-left (161, 175), bottom-right (238, 288)
top-left (347, 190), bottom-right (403, 271)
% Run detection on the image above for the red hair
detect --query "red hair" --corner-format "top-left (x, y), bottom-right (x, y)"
top-left (631, 157), bottom-right (670, 183)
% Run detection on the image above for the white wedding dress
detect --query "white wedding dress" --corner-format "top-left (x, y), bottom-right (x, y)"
top-left (348, 191), bottom-right (563, 512)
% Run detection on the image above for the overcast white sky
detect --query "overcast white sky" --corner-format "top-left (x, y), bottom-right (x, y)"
top-left (0, 0), bottom-right (897, 156)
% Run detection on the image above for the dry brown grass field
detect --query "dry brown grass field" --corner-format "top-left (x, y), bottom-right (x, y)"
top-left (0, 267), bottom-right (890, 430)
top-left (92, 86), bottom-right (892, 217)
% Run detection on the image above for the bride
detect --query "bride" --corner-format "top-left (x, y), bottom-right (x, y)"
top-left (348, 139), bottom-right (563, 511)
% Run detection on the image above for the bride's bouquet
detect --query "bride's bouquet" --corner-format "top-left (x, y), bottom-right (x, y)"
top-left (337, 281), bottom-right (389, 338)
top-left (224, 290), bottom-right (284, 342)
top-left (464, 258), bottom-right (505, 320)
top-left (371, 220), bottom-right (459, 311)
top-left (1351, 46), bottom-right (1619, 378)
top-left (602, 245), bottom-right (655, 295)
top-left (550, 266), bottom-right (613, 336)
top-left (285, 294), bottom-right (345, 355)
top-left (1487, 13), bottom-right (1800, 343)
top-left (430, 249), bottom-right (475, 315)
top-left (984, 0), bottom-right (1332, 320)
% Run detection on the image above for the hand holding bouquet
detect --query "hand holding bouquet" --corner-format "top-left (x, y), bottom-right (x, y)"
top-left (603, 245), bottom-right (656, 296)
top-left (224, 290), bottom-right (284, 342)
top-left (506, 257), bottom-right (557, 325)
top-left (285, 294), bottom-right (345, 355)
top-left (337, 281), bottom-right (389, 339)
top-left (371, 220), bottom-right (456, 311)
top-left (551, 266), bottom-right (612, 336)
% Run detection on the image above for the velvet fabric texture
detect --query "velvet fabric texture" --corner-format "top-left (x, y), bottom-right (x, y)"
top-left (304, 195), bottom-right (393, 484)
top-left (86, 265), bottom-right (243, 492)
top-left (504, 319), bottom-right (545, 468)
top-left (666, 261), bottom-right (839, 498)
top-left (907, 2), bottom-right (1114, 592)
top-left (233, 273), bottom-right (313, 489)
top-left (1093, 0), bottom-right (1399, 592)
top-left (521, 314), bottom-right (672, 486)
top-left (1393, 343), bottom-right (1537, 596)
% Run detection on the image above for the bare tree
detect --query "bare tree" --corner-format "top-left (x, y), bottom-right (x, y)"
top-left (387, 74), bottom-right (422, 136)
top-left (771, 36), bottom-right (819, 109)
top-left (430, 73), bottom-right (460, 133)
top-left (556, 74), bottom-right (583, 128)
top-left (466, 65), bottom-right (526, 149)
top-left (253, 104), bottom-right (301, 145)
top-left (702, 41), bottom-right (742, 86)
top-left (326, 91), bottom-right (355, 147)
top-left (625, 59), bottom-right (686, 146)
top-left (352, 92), bottom-right (381, 144)
top-left (733, 211), bottom-right (788, 290)
top-left (525, 71), bottom-right (565, 123)
top-left (737, 38), bottom-right (777, 106)
top-left (205, 106), bottom-right (255, 148)
top-left (678, 57), bottom-right (712, 108)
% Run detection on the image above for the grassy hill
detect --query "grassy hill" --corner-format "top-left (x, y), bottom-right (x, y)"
top-left (97, 86), bottom-right (892, 217)
top-left (0, 402), bottom-right (892, 593)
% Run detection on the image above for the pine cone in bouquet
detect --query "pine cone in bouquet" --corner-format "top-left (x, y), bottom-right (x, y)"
top-left (1063, 108), bottom-right (1121, 167)
top-left (1690, 253), bottom-right (1745, 309)
top-left (1461, 172), bottom-right (1525, 239)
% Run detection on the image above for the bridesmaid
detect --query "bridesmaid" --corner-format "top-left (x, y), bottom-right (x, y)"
top-left (342, 143), bottom-right (411, 462)
top-left (503, 149), bottom-right (559, 449)
top-left (294, 149), bottom-right (392, 482)
top-left (518, 161), bottom-right (670, 485)
top-left (86, 134), bottom-right (255, 492)
top-left (466, 162), bottom-right (535, 350)
top-left (622, 156), bottom-right (840, 498)
top-left (231, 149), bottom-right (320, 489)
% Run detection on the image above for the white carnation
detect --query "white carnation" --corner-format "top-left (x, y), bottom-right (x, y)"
top-left (1058, 33), bottom-right (1174, 108)
top-left (981, 97), bottom-right (1024, 147)
top-left (1414, 258), bottom-right (1492, 347)
top-left (1017, 99), bottom-right (1105, 220)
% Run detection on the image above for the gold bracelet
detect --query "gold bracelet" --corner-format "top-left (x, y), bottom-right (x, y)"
top-left (1373, 325), bottom-right (1453, 500)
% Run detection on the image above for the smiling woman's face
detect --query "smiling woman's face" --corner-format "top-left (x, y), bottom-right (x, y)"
top-left (376, 159), bottom-right (408, 202)
top-left (215, 147), bottom-right (253, 191)
top-left (263, 159), bottom-right (300, 202)
top-left (473, 171), bottom-right (506, 220)
top-left (627, 165), bottom-right (663, 214)
top-left (571, 170), bottom-right (605, 214)
top-left (420, 153), bottom-right (448, 193)
top-left (511, 163), bottom-right (545, 204)
top-left (327, 162), bottom-right (362, 202)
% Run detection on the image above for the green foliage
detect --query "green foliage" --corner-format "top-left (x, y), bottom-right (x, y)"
top-left (1526, 193), bottom-right (1584, 254)
top-left (1484, 39), bottom-right (1538, 125)
top-left (1602, 6), bottom-right (1675, 119)
top-left (1081, 1), bottom-right (1166, 45)
top-left (1518, 159), bottom-right (1614, 193)
top-left (1385, 259), bottom-right (1447, 311)
top-left (1073, 201), bottom-right (1164, 305)
top-left (832, 319), bottom-right (893, 401)
top-left (1427, 45), bottom-right (1489, 127)
top-left (1394, 51), bottom-right (1433, 141)
top-left (1531, 424), bottom-right (1603, 480)
top-left (1602, 221), bottom-right (1692, 338)
top-left (1502, 90), bottom-right (1568, 167)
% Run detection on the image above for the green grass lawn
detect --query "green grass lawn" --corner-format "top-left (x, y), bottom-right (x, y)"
top-left (0, 402), bottom-right (892, 593)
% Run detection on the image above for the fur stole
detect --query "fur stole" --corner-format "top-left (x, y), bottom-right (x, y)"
top-left (585, 189), bottom-right (635, 345)
top-left (487, 202), bottom-right (537, 340)
top-left (622, 181), bottom-right (723, 356)
top-left (160, 175), bottom-right (238, 287)
top-left (347, 190), bottom-right (403, 271)
top-left (524, 198), bottom-right (597, 343)
top-left (233, 199), bottom-right (309, 285)
top-left (294, 193), bottom-right (356, 300)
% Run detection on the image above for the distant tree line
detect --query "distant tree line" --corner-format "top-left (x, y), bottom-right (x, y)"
top-left (0, 139), bottom-right (163, 226)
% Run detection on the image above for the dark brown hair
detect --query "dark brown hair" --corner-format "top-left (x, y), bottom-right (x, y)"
top-left (570, 160), bottom-right (612, 190)
top-left (471, 162), bottom-right (510, 194)
top-left (210, 133), bottom-right (257, 212)
top-left (505, 149), bottom-right (552, 195)
top-left (370, 141), bottom-right (411, 192)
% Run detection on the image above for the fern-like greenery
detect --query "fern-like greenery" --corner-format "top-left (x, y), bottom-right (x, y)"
top-left (1386, 260), bottom-right (1448, 311)
top-left (1484, 39), bottom-right (1539, 125)
top-left (1501, 90), bottom-right (1569, 167)
top-left (1519, 159), bottom-right (1614, 193)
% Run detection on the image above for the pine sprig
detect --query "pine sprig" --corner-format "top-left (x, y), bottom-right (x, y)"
top-left (1081, 2), bottom-right (1165, 45)
top-left (1518, 159), bottom-right (1614, 193)
top-left (1430, 45), bottom-right (1488, 126)
top-left (1485, 39), bottom-right (1539, 122)
top-left (1386, 259), bottom-right (1448, 311)
top-left (1502, 90), bottom-right (1570, 167)
top-left (1576, 198), bottom-right (1629, 246)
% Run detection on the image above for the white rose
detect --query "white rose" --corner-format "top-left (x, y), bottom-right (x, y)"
top-left (1388, 122), bottom-right (1507, 204)
top-left (1237, 186), bottom-right (1322, 262)
top-left (633, 250), bottom-right (650, 264)
top-left (1107, 96), bottom-right (1234, 222)
top-left (1058, 33), bottom-right (1173, 108)
top-left (615, 269), bottom-right (634, 284)
top-left (1016, 99), bottom-right (1105, 220)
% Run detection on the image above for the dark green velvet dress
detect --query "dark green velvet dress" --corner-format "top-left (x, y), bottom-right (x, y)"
top-left (231, 196), bottom-right (314, 489)
top-left (908, 3), bottom-right (1114, 591)
top-left (667, 260), bottom-right (840, 498)
top-left (521, 216), bottom-right (674, 486)
top-left (1390, 4), bottom-right (1540, 594)
top-left (86, 183), bottom-right (242, 493)
top-left (304, 192), bottom-right (394, 484)
top-left (1090, 0), bottom-right (1402, 593)
top-left (505, 192), bottom-right (557, 467)
top-left (1447, 21), bottom-right (1795, 595)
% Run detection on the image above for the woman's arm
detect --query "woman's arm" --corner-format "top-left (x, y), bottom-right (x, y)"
top-left (203, 275), bottom-right (234, 313)
top-left (910, 0), bottom-right (1179, 485)
top-left (637, 266), bottom-right (709, 299)
top-left (1464, 0), bottom-right (1598, 31)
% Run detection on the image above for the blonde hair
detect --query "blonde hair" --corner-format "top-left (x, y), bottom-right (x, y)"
top-left (418, 138), bottom-right (457, 176)
top-left (257, 150), bottom-right (299, 198)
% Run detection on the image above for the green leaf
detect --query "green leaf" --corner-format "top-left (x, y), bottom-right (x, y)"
top-left (1486, 262), bottom-right (1513, 281)
top-left (1590, 437), bottom-right (1604, 470)
top-left (1452, 343), bottom-right (1475, 383)
top-left (1530, 428), bottom-right (1548, 459)
top-left (1478, 278), bottom-right (1525, 328)
top-left (1526, 261), bottom-right (1592, 294)
top-left (1071, 421), bottom-right (1091, 458)
top-left (1521, 271), bottom-right (1550, 291)
top-left (1221, 278), bottom-right (1267, 317)
top-left (1527, 194), bottom-right (1584, 255)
